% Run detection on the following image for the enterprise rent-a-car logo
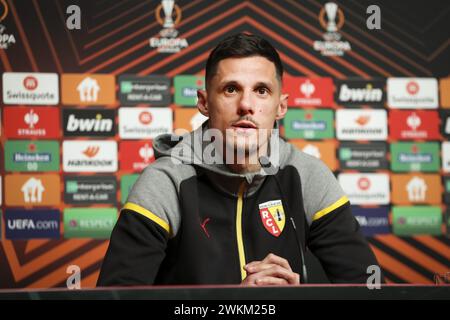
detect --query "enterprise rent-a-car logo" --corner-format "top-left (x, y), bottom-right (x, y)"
top-left (64, 176), bottom-right (117, 205)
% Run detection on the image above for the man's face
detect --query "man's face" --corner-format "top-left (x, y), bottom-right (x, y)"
top-left (197, 56), bottom-right (288, 156)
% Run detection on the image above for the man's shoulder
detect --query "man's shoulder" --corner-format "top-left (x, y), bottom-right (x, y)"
top-left (282, 140), bottom-right (332, 177)
top-left (142, 156), bottom-right (197, 179)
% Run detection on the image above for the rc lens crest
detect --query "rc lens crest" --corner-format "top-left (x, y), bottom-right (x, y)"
top-left (258, 200), bottom-right (286, 237)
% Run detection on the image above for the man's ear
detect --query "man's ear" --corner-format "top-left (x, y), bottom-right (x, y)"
top-left (197, 89), bottom-right (209, 116)
top-left (276, 93), bottom-right (289, 120)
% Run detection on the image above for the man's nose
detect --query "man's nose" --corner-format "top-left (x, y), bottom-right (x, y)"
top-left (238, 90), bottom-right (255, 115)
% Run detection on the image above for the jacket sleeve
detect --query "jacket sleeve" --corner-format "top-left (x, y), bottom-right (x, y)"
top-left (294, 152), bottom-right (383, 283)
top-left (97, 209), bottom-right (169, 286)
top-left (307, 202), bottom-right (384, 283)
top-left (97, 159), bottom-right (182, 286)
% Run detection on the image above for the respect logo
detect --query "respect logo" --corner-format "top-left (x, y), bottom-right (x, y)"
top-left (392, 206), bottom-right (442, 236)
top-left (64, 208), bottom-right (117, 239)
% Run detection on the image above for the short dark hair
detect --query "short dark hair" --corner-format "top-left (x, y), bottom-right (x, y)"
top-left (205, 33), bottom-right (283, 88)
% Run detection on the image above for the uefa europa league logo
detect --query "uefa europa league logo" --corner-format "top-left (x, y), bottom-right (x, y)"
top-left (156, 0), bottom-right (182, 38)
top-left (318, 2), bottom-right (345, 41)
top-left (324, 2), bottom-right (338, 32)
top-left (151, 0), bottom-right (188, 52)
top-left (162, 0), bottom-right (175, 28)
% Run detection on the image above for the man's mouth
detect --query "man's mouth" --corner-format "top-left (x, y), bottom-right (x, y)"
top-left (231, 120), bottom-right (258, 131)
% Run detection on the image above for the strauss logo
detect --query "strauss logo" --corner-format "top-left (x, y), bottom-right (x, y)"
top-left (406, 112), bottom-right (421, 131)
top-left (24, 109), bottom-right (39, 128)
top-left (139, 144), bottom-right (154, 163)
top-left (300, 79), bottom-right (315, 98)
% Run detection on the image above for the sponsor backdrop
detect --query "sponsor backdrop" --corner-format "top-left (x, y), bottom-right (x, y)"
top-left (0, 0), bottom-right (449, 288)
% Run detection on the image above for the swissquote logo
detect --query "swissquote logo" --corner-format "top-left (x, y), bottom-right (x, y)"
top-left (338, 173), bottom-right (390, 205)
top-left (3, 73), bottom-right (59, 105)
top-left (63, 140), bottom-right (118, 172)
top-left (258, 200), bottom-right (286, 237)
top-left (119, 107), bottom-right (172, 139)
top-left (63, 109), bottom-right (116, 137)
top-left (387, 78), bottom-right (438, 109)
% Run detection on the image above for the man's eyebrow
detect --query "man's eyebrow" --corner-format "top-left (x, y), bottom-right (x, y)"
top-left (215, 80), bottom-right (242, 89)
top-left (254, 81), bottom-right (275, 89)
top-left (217, 80), bottom-right (276, 89)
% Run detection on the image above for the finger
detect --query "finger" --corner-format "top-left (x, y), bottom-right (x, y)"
top-left (262, 253), bottom-right (292, 272)
top-left (255, 276), bottom-right (289, 286)
top-left (241, 273), bottom-right (288, 286)
top-left (252, 266), bottom-right (300, 285)
top-left (245, 263), bottom-right (279, 274)
top-left (244, 261), bottom-right (261, 271)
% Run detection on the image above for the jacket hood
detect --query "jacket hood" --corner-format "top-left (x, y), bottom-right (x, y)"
top-left (152, 121), bottom-right (290, 187)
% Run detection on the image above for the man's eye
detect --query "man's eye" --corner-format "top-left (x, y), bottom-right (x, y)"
top-left (225, 86), bottom-right (237, 94)
top-left (257, 87), bottom-right (269, 95)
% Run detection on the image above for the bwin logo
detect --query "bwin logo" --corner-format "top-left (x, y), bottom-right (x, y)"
top-left (339, 84), bottom-right (383, 102)
top-left (66, 114), bottom-right (113, 133)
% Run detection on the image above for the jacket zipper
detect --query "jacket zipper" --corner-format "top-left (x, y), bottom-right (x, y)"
top-left (236, 181), bottom-right (247, 281)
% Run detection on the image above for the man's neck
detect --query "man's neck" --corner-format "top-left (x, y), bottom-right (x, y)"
top-left (227, 161), bottom-right (261, 174)
top-left (225, 143), bottom-right (268, 174)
